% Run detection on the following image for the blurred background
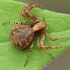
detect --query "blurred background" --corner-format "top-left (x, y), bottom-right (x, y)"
top-left (15, 0), bottom-right (70, 70)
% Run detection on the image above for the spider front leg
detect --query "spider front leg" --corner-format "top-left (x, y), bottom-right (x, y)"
top-left (21, 3), bottom-right (44, 20)
top-left (26, 3), bottom-right (44, 10)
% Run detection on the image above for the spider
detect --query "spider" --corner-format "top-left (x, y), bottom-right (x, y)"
top-left (20, 3), bottom-right (70, 66)
top-left (2, 3), bottom-right (69, 67)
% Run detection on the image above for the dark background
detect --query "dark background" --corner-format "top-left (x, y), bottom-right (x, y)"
top-left (15, 0), bottom-right (70, 70)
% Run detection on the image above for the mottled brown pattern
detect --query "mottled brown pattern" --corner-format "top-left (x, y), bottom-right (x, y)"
top-left (10, 25), bottom-right (34, 49)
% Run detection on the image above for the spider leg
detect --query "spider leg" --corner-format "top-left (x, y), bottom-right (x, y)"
top-left (22, 3), bottom-right (32, 12)
top-left (25, 3), bottom-right (32, 9)
top-left (37, 37), bottom-right (54, 58)
top-left (39, 34), bottom-right (66, 49)
top-left (38, 34), bottom-right (66, 58)
top-left (24, 42), bottom-right (34, 67)
top-left (2, 20), bottom-right (27, 25)
top-left (21, 3), bottom-right (44, 20)
top-left (45, 31), bottom-right (70, 41)
top-left (21, 3), bottom-right (32, 17)
top-left (27, 3), bottom-right (44, 10)
top-left (43, 49), bottom-right (54, 59)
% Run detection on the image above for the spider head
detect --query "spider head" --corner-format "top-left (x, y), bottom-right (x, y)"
top-left (31, 20), bottom-right (48, 36)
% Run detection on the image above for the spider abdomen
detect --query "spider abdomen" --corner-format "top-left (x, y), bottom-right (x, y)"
top-left (10, 25), bottom-right (34, 49)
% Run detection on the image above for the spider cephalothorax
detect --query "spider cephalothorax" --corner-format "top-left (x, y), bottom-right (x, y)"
top-left (31, 20), bottom-right (46, 36)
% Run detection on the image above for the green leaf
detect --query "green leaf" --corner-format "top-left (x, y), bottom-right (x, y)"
top-left (0, 0), bottom-right (70, 70)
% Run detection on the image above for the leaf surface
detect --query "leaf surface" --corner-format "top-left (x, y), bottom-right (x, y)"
top-left (0, 0), bottom-right (70, 70)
